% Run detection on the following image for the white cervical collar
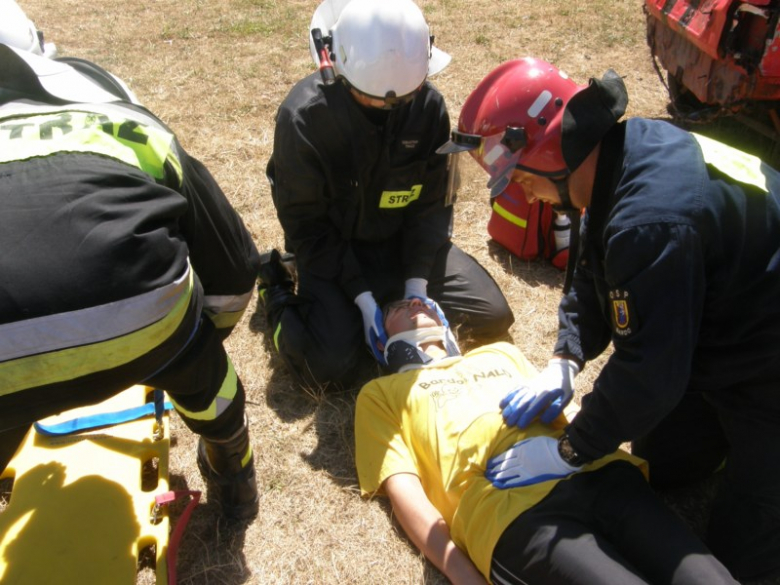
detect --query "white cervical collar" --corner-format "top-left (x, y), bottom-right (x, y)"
top-left (384, 326), bottom-right (461, 373)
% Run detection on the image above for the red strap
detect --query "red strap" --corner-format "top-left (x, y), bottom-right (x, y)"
top-left (154, 490), bottom-right (201, 585)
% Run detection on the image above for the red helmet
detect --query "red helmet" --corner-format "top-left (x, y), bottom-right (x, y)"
top-left (438, 57), bottom-right (627, 196)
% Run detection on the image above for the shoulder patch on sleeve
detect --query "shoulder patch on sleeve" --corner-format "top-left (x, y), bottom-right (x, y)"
top-left (609, 288), bottom-right (638, 338)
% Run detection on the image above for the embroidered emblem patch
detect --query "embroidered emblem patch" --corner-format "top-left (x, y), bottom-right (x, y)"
top-left (609, 289), bottom-right (637, 338)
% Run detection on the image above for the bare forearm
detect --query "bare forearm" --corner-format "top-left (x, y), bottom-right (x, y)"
top-left (422, 520), bottom-right (486, 584)
top-left (385, 474), bottom-right (486, 585)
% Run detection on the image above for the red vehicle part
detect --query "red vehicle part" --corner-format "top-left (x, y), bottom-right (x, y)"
top-left (645, 0), bottom-right (780, 106)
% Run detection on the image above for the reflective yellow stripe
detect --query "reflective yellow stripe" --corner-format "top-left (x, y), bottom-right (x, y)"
top-left (206, 308), bottom-right (246, 330)
top-left (379, 185), bottom-right (422, 208)
top-left (492, 200), bottom-right (528, 228)
top-left (692, 133), bottom-right (768, 193)
top-left (0, 110), bottom-right (183, 186)
top-left (168, 357), bottom-right (238, 421)
top-left (0, 271), bottom-right (194, 396)
top-left (241, 445), bottom-right (253, 468)
top-left (273, 322), bottom-right (282, 351)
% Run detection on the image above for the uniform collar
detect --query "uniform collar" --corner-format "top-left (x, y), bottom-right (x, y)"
top-left (586, 122), bottom-right (627, 239)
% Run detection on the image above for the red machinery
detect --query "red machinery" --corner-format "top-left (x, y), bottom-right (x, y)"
top-left (645, 0), bottom-right (780, 159)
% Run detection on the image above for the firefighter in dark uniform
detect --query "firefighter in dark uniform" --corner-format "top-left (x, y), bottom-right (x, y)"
top-left (440, 57), bottom-right (780, 581)
top-left (0, 27), bottom-right (261, 520)
top-left (261, 0), bottom-right (514, 388)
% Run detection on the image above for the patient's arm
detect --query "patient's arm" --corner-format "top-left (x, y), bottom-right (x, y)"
top-left (384, 473), bottom-right (486, 585)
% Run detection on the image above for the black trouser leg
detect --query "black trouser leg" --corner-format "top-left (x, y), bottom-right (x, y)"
top-left (706, 402), bottom-right (780, 581)
top-left (632, 382), bottom-right (780, 581)
top-left (631, 390), bottom-right (728, 489)
top-left (146, 317), bottom-right (246, 440)
top-left (426, 242), bottom-right (514, 341)
top-left (491, 462), bottom-right (737, 585)
top-left (266, 270), bottom-right (369, 389)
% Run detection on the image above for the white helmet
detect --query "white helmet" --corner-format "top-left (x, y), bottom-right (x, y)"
top-left (0, 0), bottom-right (43, 55)
top-left (309, 0), bottom-right (450, 102)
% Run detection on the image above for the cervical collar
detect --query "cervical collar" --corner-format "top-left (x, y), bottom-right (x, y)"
top-left (384, 326), bottom-right (461, 373)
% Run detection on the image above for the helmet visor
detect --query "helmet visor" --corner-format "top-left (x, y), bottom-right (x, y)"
top-left (481, 129), bottom-right (525, 198)
top-left (428, 45), bottom-right (451, 77)
top-left (437, 127), bottom-right (526, 198)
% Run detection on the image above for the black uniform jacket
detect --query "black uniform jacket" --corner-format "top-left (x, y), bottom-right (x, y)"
top-left (557, 119), bottom-right (780, 460)
top-left (0, 46), bottom-right (260, 419)
top-left (266, 72), bottom-right (453, 300)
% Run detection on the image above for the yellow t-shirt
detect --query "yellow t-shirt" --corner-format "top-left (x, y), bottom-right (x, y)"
top-left (355, 342), bottom-right (647, 580)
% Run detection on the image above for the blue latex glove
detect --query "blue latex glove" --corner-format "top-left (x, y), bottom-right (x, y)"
top-left (500, 358), bottom-right (580, 428)
top-left (354, 291), bottom-right (388, 365)
top-left (423, 297), bottom-right (451, 329)
top-left (485, 436), bottom-right (580, 489)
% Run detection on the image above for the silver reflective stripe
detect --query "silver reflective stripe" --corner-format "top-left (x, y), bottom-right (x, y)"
top-left (203, 291), bottom-right (253, 314)
top-left (0, 265), bottom-right (191, 363)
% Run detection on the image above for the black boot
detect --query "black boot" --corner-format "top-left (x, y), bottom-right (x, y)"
top-left (257, 249), bottom-right (296, 326)
top-left (257, 249), bottom-right (294, 297)
top-left (196, 419), bottom-right (259, 521)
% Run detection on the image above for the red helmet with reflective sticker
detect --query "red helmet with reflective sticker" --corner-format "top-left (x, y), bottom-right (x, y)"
top-left (438, 57), bottom-right (627, 196)
top-left (450, 58), bottom-right (583, 192)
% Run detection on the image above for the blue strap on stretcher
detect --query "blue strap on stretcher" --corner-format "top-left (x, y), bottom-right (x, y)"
top-left (33, 389), bottom-right (173, 436)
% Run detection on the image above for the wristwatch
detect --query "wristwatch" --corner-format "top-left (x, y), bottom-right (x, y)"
top-left (557, 433), bottom-right (591, 467)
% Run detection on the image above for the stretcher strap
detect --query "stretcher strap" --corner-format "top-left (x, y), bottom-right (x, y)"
top-left (33, 399), bottom-right (174, 436)
top-left (153, 490), bottom-right (201, 585)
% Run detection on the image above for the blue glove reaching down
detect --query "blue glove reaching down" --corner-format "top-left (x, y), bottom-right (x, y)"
top-left (500, 357), bottom-right (580, 428)
top-left (355, 291), bottom-right (388, 365)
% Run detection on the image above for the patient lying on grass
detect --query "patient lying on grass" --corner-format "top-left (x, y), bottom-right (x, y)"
top-left (354, 298), bottom-right (737, 585)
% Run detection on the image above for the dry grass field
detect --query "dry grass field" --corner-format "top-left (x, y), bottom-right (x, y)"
top-left (8, 0), bottom-right (776, 584)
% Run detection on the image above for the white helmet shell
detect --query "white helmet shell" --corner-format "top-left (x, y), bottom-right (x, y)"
top-left (309, 0), bottom-right (450, 99)
top-left (0, 0), bottom-right (49, 56)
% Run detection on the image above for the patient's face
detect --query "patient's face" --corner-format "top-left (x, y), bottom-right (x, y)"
top-left (383, 298), bottom-right (442, 337)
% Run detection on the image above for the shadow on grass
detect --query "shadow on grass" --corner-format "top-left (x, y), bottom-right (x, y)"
top-left (167, 471), bottom-right (252, 585)
top-left (247, 296), bottom-right (319, 424)
top-left (247, 293), bottom-right (375, 490)
top-left (488, 239), bottom-right (567, 289)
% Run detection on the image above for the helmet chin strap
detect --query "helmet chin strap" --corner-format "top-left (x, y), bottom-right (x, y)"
top-left (552, 177), bottom-right (581, 295)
